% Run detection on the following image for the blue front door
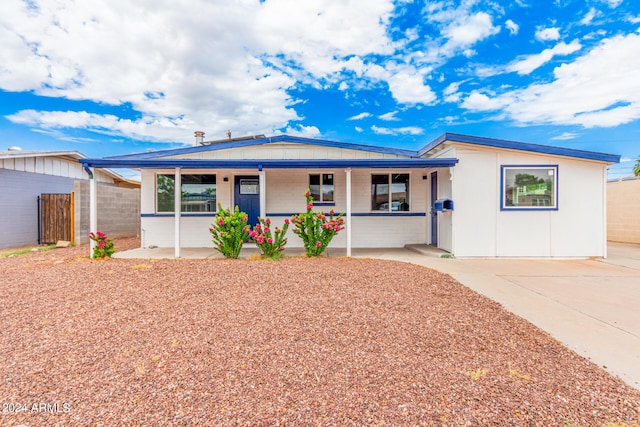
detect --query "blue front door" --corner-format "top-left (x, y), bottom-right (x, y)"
top-left (430, 171), bottom-right (438, 246)
top-left (235, 176), bottom-right (260, 227)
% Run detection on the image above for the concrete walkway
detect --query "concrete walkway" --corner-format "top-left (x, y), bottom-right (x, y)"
top-left (114, 242), bottom-right (640, 390)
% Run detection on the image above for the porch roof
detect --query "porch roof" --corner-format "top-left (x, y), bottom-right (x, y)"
top-left (78, 157), bottom-right (458, 169)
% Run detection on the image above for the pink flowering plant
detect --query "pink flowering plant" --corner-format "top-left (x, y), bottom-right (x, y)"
top-left (249, 217), bottom-right (289, 259)
top-left (209, 204), bottom-right (250, 259)
top-left (89, 231), bottom-right (114, 259)
top-left (291, 189), bottom-right (345, 257)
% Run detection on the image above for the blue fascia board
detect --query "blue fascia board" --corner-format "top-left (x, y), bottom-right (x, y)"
top-left (418, 132), bottom-right (620, 163)
top-left (79, 158), bottom-right (458, 169)
top-left (106, 134), bottom-right (419, 160)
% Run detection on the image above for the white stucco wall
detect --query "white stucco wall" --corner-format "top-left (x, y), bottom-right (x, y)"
top-left (450, 144), bottom-right (607, 258)
top-left (139, 166), bottom-right (431, 249)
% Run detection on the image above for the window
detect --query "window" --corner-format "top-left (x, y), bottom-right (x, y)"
top-left (371, 173), bottom-right (410, 212)
top-left (157, 174), bottom-right (217, 213)
top-left (309, 173), bottom-right (334, 202)
top-left (501, 166), bottom-right (557, 210)
top-left (239, 179), bottom-right (259, 195)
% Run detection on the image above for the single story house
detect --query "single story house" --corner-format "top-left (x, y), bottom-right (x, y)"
top-left (0, 148), bottom-right (140, 249)
top-left (79, 132), bottom-right (620, 258)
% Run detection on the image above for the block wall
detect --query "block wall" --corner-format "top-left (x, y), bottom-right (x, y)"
top-left (74, 181), bottom-right (141, 244)
top-left (607, 177), bottom-right (640, 244)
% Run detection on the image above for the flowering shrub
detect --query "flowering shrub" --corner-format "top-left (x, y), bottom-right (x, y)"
top-left (291, 189), bottom-right (345, 257)
top-left (89, 231), bottom-right (114, 259)
top-left (209, 204), bottom-right (250, 259)
top-left (249, 217), bottom-right (289, 259)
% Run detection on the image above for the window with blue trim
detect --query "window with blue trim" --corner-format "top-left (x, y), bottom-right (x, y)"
top-left (309, 173), bottom-right (334, 202)
top-left (501, 166), bottom-right (557, 210)
top-left (157, 174), bottom-right (217, 213)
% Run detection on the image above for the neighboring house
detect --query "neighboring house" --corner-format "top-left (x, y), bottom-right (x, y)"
top-left (0, 148), bottom-right (140, 249)
top-left (607, 176), bottom-right (640, 244)
top-left (79, 133), bottom-right (619, 258)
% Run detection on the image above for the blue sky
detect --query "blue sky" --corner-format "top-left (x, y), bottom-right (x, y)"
top-left (1, 0), bottom-right (639, 179)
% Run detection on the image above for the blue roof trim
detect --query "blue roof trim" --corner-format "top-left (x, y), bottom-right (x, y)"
top-left (79, 158), bottom-right (458, 169)
top-left (418, 132), bottom-right (620, 163)
top-left (106, 135), bottom-right (418, 160)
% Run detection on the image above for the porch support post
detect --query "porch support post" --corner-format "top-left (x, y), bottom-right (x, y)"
top-left (345, 168), bottom-right (352, 257)
top-left (174, 167), bottom-right (181, 258)
top-left (602, 165), bottom-right (608, 259)
top-left (89, 168), bottom-right (97, 258)
top-left (259, 165), bottom-right (266, 219)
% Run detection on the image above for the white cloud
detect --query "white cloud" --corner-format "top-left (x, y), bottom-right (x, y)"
top-left (440, 12), bottom-right (501, 57)
top-left (283, 124), bottom-right (321, 138)
top-left (551, 132), bottom-right (579, 140)
top-left (6, 110), bottom-right (193, 142)
top-left (627, 15), bottom-right (640, 24)
top-left (507, 40), bottom-right (582, 75)
top-left (581, 8), bottom-right (600, 25)
top-left (347, 112), bottom-right (372, 121)
top-left (604, 0), bottom-right (623, 7)
top-left (386, 69), bottom-right (437, 105)
top-left (0, 0), bottom-right (397, 142)
top-left (535, 27), bottom-right (561, 41)
top-left (505, 19), bottom-right (519, 35)
top-left (371, 125), bottom-right (423, 135)
top-left (443, 81), bottom-right (462, 103)
top-left (378, 111), bottom-right (400, 121)
top-left (460, 33), bottom-right (640, 128)
top-left (461, 92), bottom-right (508, 112)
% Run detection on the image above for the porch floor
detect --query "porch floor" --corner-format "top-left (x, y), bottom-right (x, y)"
top-left (113, 244), bottom-right (449, 259)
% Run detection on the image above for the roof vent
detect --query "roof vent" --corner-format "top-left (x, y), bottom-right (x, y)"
top-left (7, 146), bottom-right (22, 151)
top-left (194, 131), bottom-right (205, 146)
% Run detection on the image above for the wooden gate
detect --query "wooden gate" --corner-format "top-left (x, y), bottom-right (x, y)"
top-left (39, 193), bottom-right (72, 244)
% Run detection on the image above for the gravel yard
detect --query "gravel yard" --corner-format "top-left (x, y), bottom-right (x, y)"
top-left (1, 238), bottom-right (639, 426)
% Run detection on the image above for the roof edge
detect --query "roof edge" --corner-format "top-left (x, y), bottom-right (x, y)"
top-left (79, 158), bottom-right (458, 169)
top-left (419, 132), bottom-right (620, 163)
top-left (106, 135), bottom-right (419, 160)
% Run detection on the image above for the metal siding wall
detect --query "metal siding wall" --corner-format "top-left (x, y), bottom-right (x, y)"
top-left (0, 169), bottom-right (75, 248)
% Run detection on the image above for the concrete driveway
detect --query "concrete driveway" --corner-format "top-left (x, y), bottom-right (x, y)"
top-left (374, 242), bottom-right (640, 390)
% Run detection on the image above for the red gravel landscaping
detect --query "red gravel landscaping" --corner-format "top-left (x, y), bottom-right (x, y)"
top-left (1, 238), bottom-right (639, 426)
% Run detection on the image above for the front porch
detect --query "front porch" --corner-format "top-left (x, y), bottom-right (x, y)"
top-left (112, 243), bottom-right (450, 260)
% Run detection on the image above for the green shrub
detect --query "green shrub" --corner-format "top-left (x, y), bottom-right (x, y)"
top-left (249, 217), bottom-right (289, 259)
top-left (291, 190), bottom-right (345, 257)
top-left (209, 204), bottom-right (250, 259)
top-left (89, 231), bottom-right (115, 259)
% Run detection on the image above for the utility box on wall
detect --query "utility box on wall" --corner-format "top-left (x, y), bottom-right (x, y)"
top-left (434, 198), bottom-right (454, 212)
